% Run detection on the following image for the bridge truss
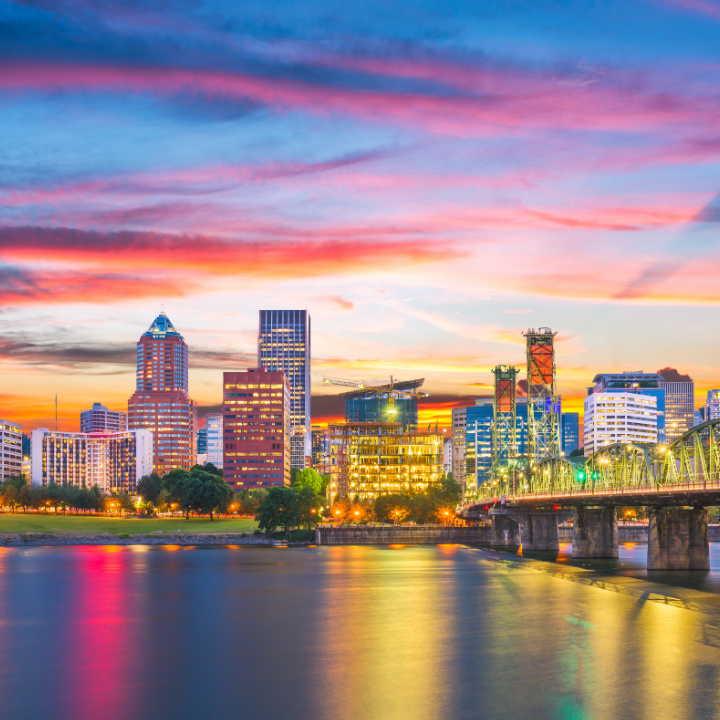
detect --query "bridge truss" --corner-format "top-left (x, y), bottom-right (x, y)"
top-left (477, 418), bottom-right (720, 505)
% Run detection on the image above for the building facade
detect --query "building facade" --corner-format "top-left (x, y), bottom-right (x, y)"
top-left (705, 390), bottom-right (720, 422)
top-left (451, 407), bottom-right (468, 488)
top-left (80, 402), bottom-right (127, 433)
top-left (222, 368), bottom-right (291, 489)
top-left (0, 420), bottom-right (22, 481)
top-left (590, 372), bottom-right (665, 441)
top-left (127, 313), bottom-right (196, 474)
top-left (443, 436), bottom-right (452, 474)
top-left (205, 413), bottom-right (223, 468)
top-left (346, 394), bottom-right (418, 430)
top-left (197, 428), bottom-right (207, 455)
top-left (658, 371), bottom-right (694, 442)
top-left (583, 392), bottom-right (658, 455)
top-left (31, 429), bottom-right (153, 492)
top-left (561, 412), bottom-right (580, 454)
top-left (327, 422), bottom-right (443, 500)
top-left (311, 425), bottom-right (331, 474)
top-left (258, 310), bottom-right (311, 467)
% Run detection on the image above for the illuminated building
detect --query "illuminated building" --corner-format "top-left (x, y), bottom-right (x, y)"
top-left (80, 402), bottom-right (127, 433)
top-left (451, 407), bottom-right (467, 488)
top-left (583, 393), bottom-right (658, 455)
top-left (705, 390), bottom-right (720, 421)
top-left (258, 310), bottom-right (311, 468)
top-left (197, 428), bottom-right (207, 454)
top-left (590, 372), bottom-right (666, 442)
top-left (561, 413), bottom-right (580, 454)
top-left (205, 413), bottom-right (223, 468)
top-left (0, 419), bottom-right (22, 481)
top-left (127, 312), bottom-right (196, 474)
top-left (345, 394), bottom-right (418, 430)
top-left (30, 428), bottom-right (153, 492)
top-left (223, 368), bottom-right (291, 489)
top-left (327, 422), bottom-right (443, 500)
top-left (443, 437), bottom-right (452, 474)
top-left (658, 369), bottom-right (694, 442)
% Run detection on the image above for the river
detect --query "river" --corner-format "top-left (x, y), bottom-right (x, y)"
top-left (1, 542), bottom-right (719, 720)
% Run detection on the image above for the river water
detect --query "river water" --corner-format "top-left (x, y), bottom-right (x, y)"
top-left (1, 542), bottom-right (720, 720)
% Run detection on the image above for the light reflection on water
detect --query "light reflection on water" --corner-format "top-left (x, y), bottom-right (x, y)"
top-left (0, 543), bottom-right (719, 720)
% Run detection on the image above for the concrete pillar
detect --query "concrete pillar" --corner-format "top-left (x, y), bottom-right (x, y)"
top-left (572, 507), bottom-right (618, 558)
top-left (491, 514), bottom-right (521, 547)
top-left (519, 513), bottom-right (560, 552)
top-left (648, 507), bottom-right (709, 570)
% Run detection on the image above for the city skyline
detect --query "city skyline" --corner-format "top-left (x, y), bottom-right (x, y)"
top-left (2, 1), bottom-right (720, 434)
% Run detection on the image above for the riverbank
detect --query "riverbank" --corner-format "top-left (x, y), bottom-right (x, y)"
top-left (0, 532), bottom-right (280, 546)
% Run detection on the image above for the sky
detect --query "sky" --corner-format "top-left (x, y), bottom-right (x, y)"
top-left (1, 0), bottom-right (720, 433)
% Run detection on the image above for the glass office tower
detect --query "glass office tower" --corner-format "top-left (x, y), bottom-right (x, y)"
top-left (258, 310), bottom-right (311, 468)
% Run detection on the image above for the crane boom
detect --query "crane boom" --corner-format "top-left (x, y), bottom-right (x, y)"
top-left (323, 377), bottom-right (366, 388)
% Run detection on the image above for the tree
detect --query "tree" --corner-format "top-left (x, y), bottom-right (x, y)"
top-left (184, 470), bottom-right (233, 520)
top-left (136, 473), bottom-right (163, 505)
top-left (409, 494), bottom-right (441, 524)
top-left (293, 468), bottom-right (323, 495)
top-left (290, 467), bottom-right (300, 486)
top-left (162, 468), bottom-right (192, 519)
top-left (295, 485), bottom-right (321, 529)
top-left (569, 448), bottom-right (584, 458)
top-left (201, 463), bottom-right (223, 478)
top-left (374, 494), bottom-right (411, 524)
top-left (256, 486), bottom-right (299, 535)
top-left (429, 475), bottom-right (463, 506)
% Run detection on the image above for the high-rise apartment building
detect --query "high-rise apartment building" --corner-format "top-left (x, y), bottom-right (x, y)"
top-left (590, 372), bottom-right (665, 442)
top-left (223, 368), bottom-right (291, 489)
top-left (128, 313), bottom-right (196, 474)
top-left (0, 420), bottom-right (22, 481)
top-left (451, 407), bottom-right (467, 487)
top-left (705, 390), bottom-right (720, 422)
top-left (258, 310), bottom-right (311, 468)
top-left (561, 412), bottom-right (580, 454)
top-left (658, 368), bottom-right (694, 442)
top-left (197, 428), bottom-right (207, 454)
top-left (443, 436), bottom-right (452, 474)
top-left (583, 393), bottom-right (657, 455)
top-left (80, 402), bottom-right (127, 433)
top-left (311, 425), bottom-right (331, 474)
top-left (30, 429), bottom-right (153, 492)
top-left (205, 413), bottom-right (223, 468)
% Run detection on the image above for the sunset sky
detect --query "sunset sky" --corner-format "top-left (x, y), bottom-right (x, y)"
top-left (2, 0), bottom-right (719, 433)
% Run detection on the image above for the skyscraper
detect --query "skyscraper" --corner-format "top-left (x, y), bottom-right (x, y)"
top-left (222, 368), bottom-right (291, 489)
top-left (561, 412), bottom-right (580, 454)
top-left (80, 402), bottom-right (127, 433)
top-left (0, 420), bottom-right (22, 481)
top-left (705, 390), bottom-right (720, 422)
top-left (658, 368), bottom-right (694, 442)
top-left (128, 312), bottom-right (196, 474)
top-left (205, 413), bottom-right (223, 468)
top-left (258, 310), bottom-right (311, 468)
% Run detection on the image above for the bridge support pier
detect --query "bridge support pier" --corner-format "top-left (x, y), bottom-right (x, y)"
top-left (518, 513), bottom-right (559, 552)
top-left (648, 507), bottom-right (709, 570)
top-left (572, 507), bottom-right (618, 558)
top-left (490, 515), bottom-right (521, 547)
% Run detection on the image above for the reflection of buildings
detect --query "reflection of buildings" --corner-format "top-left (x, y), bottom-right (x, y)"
top-left (327, 422), bottom-right (443, 500)
top-left (205, 413), bottom-right (223, 468)
top-left (311, 425), bottom-right (331, 474)
top-left (561, 412), bottom-right (580, 454)
top-left (222, 368), bottom-right (291, 489)
top-left (30, 429), bottom-right (153, 492)
top-left (258, 310), bottom-right (311, 468)
top-left (658, 369), bottom-right (694, 442)
top-left (0, 419), bottom-right (22, 481)
top-left (80, 402), bottom-right (127, 433)
top-left (127, 313), bottom-right (196, 474)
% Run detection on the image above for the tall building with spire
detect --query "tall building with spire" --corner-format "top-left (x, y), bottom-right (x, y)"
top-left (128, 312), bottom-right (196, 474)
top-left (258, 310), bottom-right (311, 468)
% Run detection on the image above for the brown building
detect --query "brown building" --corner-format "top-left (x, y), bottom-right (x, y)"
top-left (223, 368), bottom-right (291, 489)
top-left (327, 422), bottom-right (443, 500)
top-left (128, 312), bottom-right (196, 474)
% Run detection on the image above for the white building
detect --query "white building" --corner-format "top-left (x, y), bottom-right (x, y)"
top-left (705, 390), bottom-right (720, 422)
top-left (583, 392), bottom-right (658, 455)
top-left (0, 419), bottom-right (23, 481)
top-left (80, 402), bottom-right (128, 433)
top-left (443, 436), bottom-right (452, 474)
top-left (451, 407), bottom-right (467, 486)
top-left (31, 429), bottom-right (153, 492)
top-left (205, 413), bottom-right (223, 468)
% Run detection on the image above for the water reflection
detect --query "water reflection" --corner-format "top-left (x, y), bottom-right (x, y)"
top-left (0, 544), bottom-right (719, 720)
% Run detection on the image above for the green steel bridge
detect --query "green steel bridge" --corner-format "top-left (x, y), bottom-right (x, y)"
top-left (469, 418), bottom-right (720, 509)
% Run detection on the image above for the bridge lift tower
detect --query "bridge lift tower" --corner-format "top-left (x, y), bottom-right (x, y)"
top-left (523, 328), bottom-right (561, 461)
top-left (492, 365), bottom-right (519, 467)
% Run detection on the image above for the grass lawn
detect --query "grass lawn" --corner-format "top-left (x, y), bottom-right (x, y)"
top-left (0, 513), bottom-right (258, 535)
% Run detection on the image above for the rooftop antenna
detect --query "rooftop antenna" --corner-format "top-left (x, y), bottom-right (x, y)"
top-left (55, 394), bottom-right (58, 431)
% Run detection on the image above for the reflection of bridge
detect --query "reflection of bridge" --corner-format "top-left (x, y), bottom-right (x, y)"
top-left (460, 420), bottom-right (720, 569)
